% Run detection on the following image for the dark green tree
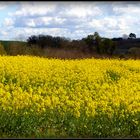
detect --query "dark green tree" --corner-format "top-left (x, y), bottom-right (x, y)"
top-left (129, 33), bottom-right (136, 39)
top-left (93, 32), bottom-right (102, 54)
top-left (83, 34), bottom-right (95, 51)
top-left (101, 38), bottom-right (116, 55)
top-left (83, 32), bottom-right (101, 53)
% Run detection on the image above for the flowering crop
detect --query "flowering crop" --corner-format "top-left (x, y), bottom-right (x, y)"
top-left (0, 55), bottom-right (139, 138)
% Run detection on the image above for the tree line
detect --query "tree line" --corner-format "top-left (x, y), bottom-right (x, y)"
top-left (27, 32), bottom-right (117, 55)
top-left (0, 32), bottom-right (139, 59)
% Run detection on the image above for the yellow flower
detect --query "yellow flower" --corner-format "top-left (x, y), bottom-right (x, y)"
top-left (0, 55), bottom-right (139, 134)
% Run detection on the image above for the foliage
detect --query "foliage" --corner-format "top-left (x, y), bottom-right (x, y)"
top-left (82, 32), bottom-right (102, 53)
top-left (6, 42), bottom-right (23, 55)
top-left (83, 33), bottom-right (116, 55)
top-left (0, 56), bottom-right (139, 138)
top-left (129, 33), bottom-right (136, 39)
top-left (0, 42), bottom-right (7, 55)
top-left (100, 38), bottom-right (116, 55)
top-left (128, 47), bottom-right (140, 58)
top-left (27, 35), bottom-right (70, 49)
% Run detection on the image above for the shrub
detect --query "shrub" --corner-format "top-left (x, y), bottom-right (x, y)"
top-left (128, 47), bottom-right (140, 58)
top-left (29, 45), bottom-right (45, 56)
top-left (7, 42), bottom-right (25, 56)
top-left (0, 42), bottom-right (7, 55)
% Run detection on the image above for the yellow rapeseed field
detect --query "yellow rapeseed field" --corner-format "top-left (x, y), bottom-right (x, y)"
top-left (0, 55), bottom-right (139, 138)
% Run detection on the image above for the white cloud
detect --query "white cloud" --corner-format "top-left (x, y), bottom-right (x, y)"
top-left (2, 26), bottom-right (94, 41)
top-left (12, 16), bottom-right (67, 28)
top-left (113, 3), bottom-right (140, 15)
top-left (3, 18), bottom-right (14, 26)
top-left (10, 2), bottom-right (57, 17)
top-left (5, 2), bottom-right (103, 35)
top-left (85, 15), bottom-right (135, 38)
top-left (54, 17), bottom-right (66, 24)
top-left (1, 30), bottom-right (8, 36)
top-left (89, 19), bottom-right (104, 29)
top-left (3, 27), bottom-right (71, 41)
top-left (88, 18), bottom-right (117, 32)
top-left (25, 19), bottom-right (36, 27)
top-left (0, 5), bottom-right (7, 10)
top-left (88, 14), bottom-right (138, 34)
top-left (0, 2), bottom-right (15, 11)
top-left (60, 5), bottom-right (102, 18)
top-left (1, 2), bottom-right (140, 40)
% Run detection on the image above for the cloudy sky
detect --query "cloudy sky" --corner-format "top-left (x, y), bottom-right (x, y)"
top-left (0, 1), bottom-right (140, 41)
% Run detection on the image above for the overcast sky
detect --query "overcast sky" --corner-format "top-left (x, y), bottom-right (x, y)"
top-left (0, 1), bottom-right (140, 41)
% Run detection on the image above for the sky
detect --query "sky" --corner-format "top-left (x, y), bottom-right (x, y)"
top-left (0, 1), bottom-right (140, 41)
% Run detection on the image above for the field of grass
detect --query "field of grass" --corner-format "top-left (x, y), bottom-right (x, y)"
top-left (0, 55), bottom-right (139, 138)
